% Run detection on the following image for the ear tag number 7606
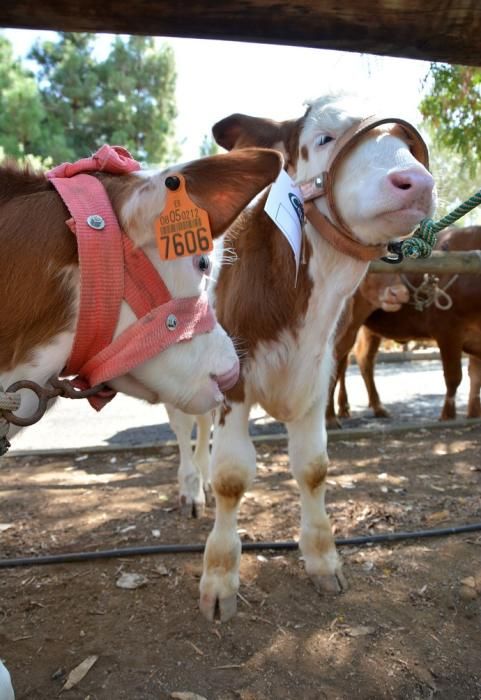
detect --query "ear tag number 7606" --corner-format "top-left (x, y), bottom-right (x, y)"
top-left (155, 174), bottom-right (213, 260)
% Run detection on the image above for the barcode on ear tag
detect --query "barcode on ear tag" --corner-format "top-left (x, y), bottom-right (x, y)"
top-left (155, 174), bottom-right (213, 260)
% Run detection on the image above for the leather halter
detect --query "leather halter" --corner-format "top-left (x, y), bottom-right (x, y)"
top-left (297, 116), bottom-right (430, 262)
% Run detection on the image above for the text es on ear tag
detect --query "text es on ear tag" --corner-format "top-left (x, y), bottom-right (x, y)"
top-left (155, 174), bottom-right (213, 260)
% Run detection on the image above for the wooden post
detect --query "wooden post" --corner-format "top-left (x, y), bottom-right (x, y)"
top-left (369, 251), bottom-right (481, 274)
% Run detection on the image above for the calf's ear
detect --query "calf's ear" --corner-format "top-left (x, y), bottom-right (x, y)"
top-left (213, 113), bottom-right (284, 151)
top-left (181, 147), bottom-right (283, 237)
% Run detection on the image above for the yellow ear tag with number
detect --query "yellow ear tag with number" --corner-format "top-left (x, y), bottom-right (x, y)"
top-left (155, 174), bottom-right (213, 260)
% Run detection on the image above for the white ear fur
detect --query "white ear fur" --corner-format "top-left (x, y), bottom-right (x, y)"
top-left (119, 172), bottom-right (168, 247)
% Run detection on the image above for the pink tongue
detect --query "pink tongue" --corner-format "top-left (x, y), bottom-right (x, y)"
top-left (212, 361), bottom-right (240, 392)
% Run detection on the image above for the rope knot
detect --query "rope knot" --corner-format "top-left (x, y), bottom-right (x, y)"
top-left (401, 218), bottom-right (437, 259)
top-left (382, 187), bottom-right (481, 264)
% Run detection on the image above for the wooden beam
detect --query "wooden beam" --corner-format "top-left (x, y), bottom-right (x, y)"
top-left (369, 251), bottom-right (481, 275)
top-left (1, 1), bottom-right (481, 66)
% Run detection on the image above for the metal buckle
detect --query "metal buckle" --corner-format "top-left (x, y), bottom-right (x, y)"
top-left (380, 241), bottom-right (404, 264)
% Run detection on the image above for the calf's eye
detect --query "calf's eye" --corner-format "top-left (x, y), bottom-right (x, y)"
top-left (194, 254), bottom-right (211, 273)
top-left (315, 134), bottom-right (334, 147)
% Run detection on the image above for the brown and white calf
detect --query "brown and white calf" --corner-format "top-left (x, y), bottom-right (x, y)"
top-left (168, 271), bottom-right (410, 507)
top-left (0, 148), bottom-right (282, 442)
top-left (168, 94), bottom-right (436, 621)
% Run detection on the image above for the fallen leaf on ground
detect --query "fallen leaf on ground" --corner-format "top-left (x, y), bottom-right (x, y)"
top-left (116, 573), bottom-right (148, 589)
top-left (346, 625), bottom-right (376, 637)
top-left (460, 576), bottom-right (476, 589)
top-left (155, 564), bottom-right (169, 576)
top-left (171, 693), bottom-right (208, 700)
top-left (62, 655), bottom-right (98, 691)
top-left (425, 510), bottom-right (450, 524)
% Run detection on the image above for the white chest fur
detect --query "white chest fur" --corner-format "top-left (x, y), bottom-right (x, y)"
top-left (244, 234), bottom-right (367, 422)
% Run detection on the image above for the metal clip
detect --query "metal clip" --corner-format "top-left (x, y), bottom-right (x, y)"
top-left (380, 241), bottom-right (404, 265)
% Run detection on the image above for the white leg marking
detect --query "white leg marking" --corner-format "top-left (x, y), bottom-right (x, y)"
top-left (193, 411), bottom-right (213, 502)
top-left (199, 401), bottom-right (254, 621)
top-left (166, 405), bottom-right (205, 517)
top-left (287, 397), bottom-right (347, 594)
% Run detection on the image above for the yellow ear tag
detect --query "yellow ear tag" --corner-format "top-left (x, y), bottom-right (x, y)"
top-left (155, 174), bottom-right (213, 260)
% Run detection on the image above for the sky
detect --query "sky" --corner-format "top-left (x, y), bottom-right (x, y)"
top-left (2, 29), bottom-right (432, 162)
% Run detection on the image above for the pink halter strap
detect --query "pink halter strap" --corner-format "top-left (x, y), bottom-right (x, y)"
top-left (46, 146), bottom-right (216, 409)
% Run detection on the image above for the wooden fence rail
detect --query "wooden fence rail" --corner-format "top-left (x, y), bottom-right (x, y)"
top-left (369, 251), bottom-right (481, 275)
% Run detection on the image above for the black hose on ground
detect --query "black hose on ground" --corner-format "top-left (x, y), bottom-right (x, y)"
top-left (1, 522), bottom-right (481, 569)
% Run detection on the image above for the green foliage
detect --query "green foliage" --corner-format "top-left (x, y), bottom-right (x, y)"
top-left (0, 32), bottom-right (179, 166)
top-left (420, 64), bottom-right (481, 176)
top-left (93, 36), bottom-right (179, 165)
top-left (0, 36), bottom-right (48, 159)
top-left (428, 133), bottom-right (481, 226)
top-left (0, 145), bottom-right (53, 172)
top-left (29, 33), bottom-right (99, 162)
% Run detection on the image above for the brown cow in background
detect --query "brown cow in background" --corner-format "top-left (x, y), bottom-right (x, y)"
top-left (326, 272), bottom-right (409, 428)
top-left (334, 226), bottom-right (481, 422)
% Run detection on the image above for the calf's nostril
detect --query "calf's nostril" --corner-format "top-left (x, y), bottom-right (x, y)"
top-left (389, 172), bottom-right (413, 190)
top-left (388, 169), bottom-right (434, 194)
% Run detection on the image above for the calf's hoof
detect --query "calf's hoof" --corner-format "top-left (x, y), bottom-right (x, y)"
top-left (310, 570), bottom-right (348, 595)
top-left (326, 417), bottom-right (342, 430)
top-left (440, 399), bottom-right (456, 420)
top-left (179, 494), bottom-right (205, 519)
top-left (199, 592), bottom-right (237, 622)
top-left (373, 406), bottom-right (390, 418)
top-left (203, 482), bottom-right (215, 507)
top-left (467, 399), bottom-right (481, 418)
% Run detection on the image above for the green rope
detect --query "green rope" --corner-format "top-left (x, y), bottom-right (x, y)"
top-left (401, 187), bottom-right (481, 259)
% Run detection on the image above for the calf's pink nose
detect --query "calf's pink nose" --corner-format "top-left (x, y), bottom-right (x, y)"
top-left (211, 359), bottom-right (240, 393)
top-left (388, 168), bottom-right (434, 195)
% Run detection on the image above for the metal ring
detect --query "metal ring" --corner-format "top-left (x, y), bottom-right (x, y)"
top-left (380, 241), bottom-right (404, 264)
top-left (1, 380), bottom-right (58, 427)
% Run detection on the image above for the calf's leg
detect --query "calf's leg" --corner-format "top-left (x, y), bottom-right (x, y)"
top-left (467, 355), bottom-right (481, 418)
top-left (166, 405), bottom-right (206, 517)
top-left (355, 327), bottom-right (390, 418)
top-left (326, 371), bottom-right (342, 429)
top-left (199, 401), bottom-right (254, 622)
top-left (287, 398), bottom-right (347, 594)
top-left (438, 338), bottom-right (463, 420)
top-left (194, 411), bottom-right (213, 500)
top-left (336, 353), bottom-right (351, 418)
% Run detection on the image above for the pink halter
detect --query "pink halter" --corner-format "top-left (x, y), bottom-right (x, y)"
top-left (46, 146), bottom-right (216, 409)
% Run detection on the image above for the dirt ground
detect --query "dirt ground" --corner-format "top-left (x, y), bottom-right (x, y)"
top-left (1, 422), bottom-right (481, 700)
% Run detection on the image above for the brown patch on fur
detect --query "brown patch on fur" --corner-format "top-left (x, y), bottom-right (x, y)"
top-left (212, 111), bottom-right (308, 173)
top-left (205, 546), bottom-right (239, 573)
top-left (302, 529), bottom-right (336, 557)
top-left (0, 167), bottom-right (148, 373)
top-left (213, 470), bottom-right (246, 504)
top-left (301, 145), bottom-right (309, 161)
top-left (303, 457), bottom-right (329, 492)
top-left (216, 193), bottom-right (313, 401)
top-left (0, 163), bottom-right (78, 371)
top-left (225, 376), bottom-right (246, 403)
top-left (218, 400), bottom-right (232, 427)
top-left (181, 148), bottom-right (282, 236)
top-left (98, 172), bottom-right (146, 229)
top-left (209, 110), bottom-right (314, 404)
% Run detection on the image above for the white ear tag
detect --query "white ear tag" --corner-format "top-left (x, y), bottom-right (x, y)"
top-left (264, 169), bottom-right (304, 281)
